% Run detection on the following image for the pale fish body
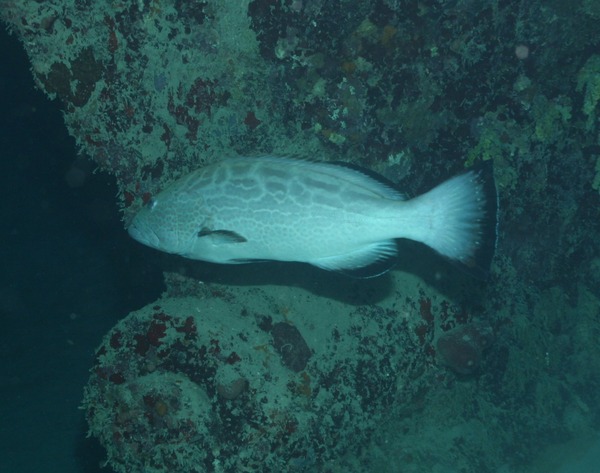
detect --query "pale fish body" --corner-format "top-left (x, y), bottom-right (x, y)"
top-left (128, 156), bottom-right (497, 276)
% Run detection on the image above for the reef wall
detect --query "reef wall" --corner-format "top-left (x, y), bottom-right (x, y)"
top-left (3, 0), bottom-right (600, 471)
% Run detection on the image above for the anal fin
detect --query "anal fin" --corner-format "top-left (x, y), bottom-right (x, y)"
top-left (310, 240), bottom-right (398, 278)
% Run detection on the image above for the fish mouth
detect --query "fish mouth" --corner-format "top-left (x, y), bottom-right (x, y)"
top-left (127, 221), bottom-right (160, 248)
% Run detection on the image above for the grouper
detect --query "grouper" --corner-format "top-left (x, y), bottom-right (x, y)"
top-left (127, 156), bottom-right (498, 277)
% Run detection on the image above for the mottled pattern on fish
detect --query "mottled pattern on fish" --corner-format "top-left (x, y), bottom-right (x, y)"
top-left (128, 156), bottom-right (497, 277)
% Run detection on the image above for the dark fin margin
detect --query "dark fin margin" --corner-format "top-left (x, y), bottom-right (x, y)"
top-left (461, 160), bottom-right (499, 279)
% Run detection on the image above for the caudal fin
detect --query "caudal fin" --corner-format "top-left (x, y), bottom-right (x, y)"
top-left (410, 161), bottom-right (498, 277)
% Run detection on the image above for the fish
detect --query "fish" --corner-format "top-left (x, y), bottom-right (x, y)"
top-left (127, 156), bottom-right (498, 277)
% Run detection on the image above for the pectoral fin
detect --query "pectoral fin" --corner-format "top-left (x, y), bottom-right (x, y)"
top-left (198, 228), bottom-right (247, 244)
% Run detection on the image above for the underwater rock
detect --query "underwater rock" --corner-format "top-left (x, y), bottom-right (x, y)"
top-left (82, 286), bottom-right (425, 473)
top-left (271, 322), bottom-right (312, 372)
top-left (436, 321), bottom-right (494, 375)
top-left (215, 365), bottom-right (247, 400)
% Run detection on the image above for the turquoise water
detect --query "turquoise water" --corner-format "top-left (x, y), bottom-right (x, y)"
top-left (1, 1), bottom-right (600, 472)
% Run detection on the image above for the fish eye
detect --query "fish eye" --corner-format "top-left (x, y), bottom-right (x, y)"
top-left (146, 198), bottom-right (158, 210)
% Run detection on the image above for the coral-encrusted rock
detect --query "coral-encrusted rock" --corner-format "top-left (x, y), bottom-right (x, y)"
top-left (436, 321), bottom-right (494, 375)
top-left (82, 289), bottom-right (423, 473)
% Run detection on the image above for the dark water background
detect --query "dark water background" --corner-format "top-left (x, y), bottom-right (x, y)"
top-left (0, 29), bottom-right (163, 473)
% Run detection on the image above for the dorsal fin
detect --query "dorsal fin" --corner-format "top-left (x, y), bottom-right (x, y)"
top-left (330, 160), bottom-right (406, 199)
top-left (253, 156), bottom-right (406, 200)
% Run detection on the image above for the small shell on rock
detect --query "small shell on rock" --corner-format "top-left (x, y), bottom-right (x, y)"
top-left (215, 365), bottom-right (247, 400)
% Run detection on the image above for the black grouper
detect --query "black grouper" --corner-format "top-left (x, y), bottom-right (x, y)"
top-left (128, 156), bottom-right (498, 277)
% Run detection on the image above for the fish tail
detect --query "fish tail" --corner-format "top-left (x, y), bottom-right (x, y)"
top-left (409, 161), bottom-right (498, 277)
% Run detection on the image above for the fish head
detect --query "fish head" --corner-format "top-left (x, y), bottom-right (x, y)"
top-left (127, 189), bottom-right (205, 257)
